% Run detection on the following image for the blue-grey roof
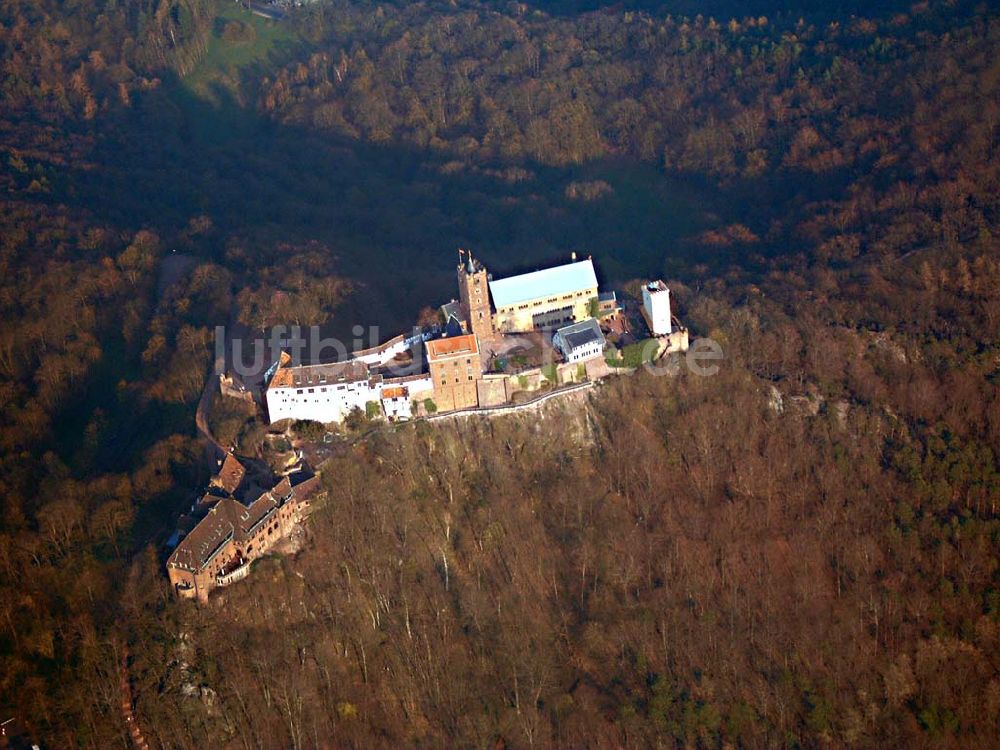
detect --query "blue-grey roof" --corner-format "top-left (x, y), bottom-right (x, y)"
top-left (440, 300), bottom-right (462, 320)
top-left (489, 259), bottom-right (598, 309)
top-left (555, 318), bottom-right (605, 352)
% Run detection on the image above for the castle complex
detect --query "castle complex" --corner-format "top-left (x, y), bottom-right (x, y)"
top-left (260, 252), bottom-right (685, 426)
top-left (173, 253), bottom-right (688, 601)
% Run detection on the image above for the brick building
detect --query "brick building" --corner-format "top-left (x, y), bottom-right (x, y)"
top-left (166, 457), bottom-right (321, 602)
top-left (457, 251), bottom-right (496, 343)
top-left (426, 333), bottom-right (482, 412)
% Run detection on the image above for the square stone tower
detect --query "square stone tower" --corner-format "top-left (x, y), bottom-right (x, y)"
top-left (457, 250), bottom-right (496, 342)
top-left (642, 280), bottom-right (672, 336)
top-left (426, 333), bottom-right (482, 412)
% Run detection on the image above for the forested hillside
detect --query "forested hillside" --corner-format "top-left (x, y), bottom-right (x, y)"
top-left (0, 0), bottom-right (998, 747)
top-left (123, 364), bottom-right (1000, 748)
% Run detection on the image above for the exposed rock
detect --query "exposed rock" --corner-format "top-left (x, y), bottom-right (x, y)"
top-left (767, 384), bottom-right (784, 414)
top-left (787, 393), bottom-right (822, 417)
top-left (871, 332), bottom-right (907, 363)
top-left (833, 399), bottom-right (850, 426)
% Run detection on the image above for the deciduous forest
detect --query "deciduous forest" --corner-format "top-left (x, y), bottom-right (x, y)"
top-left (0, 0), bottom-right (997, 747)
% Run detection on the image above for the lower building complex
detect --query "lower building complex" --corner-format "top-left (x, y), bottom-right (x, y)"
top-left (166, 455), bottom-right (322, 602)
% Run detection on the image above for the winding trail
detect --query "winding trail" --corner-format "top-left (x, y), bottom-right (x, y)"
top-left (195, 346), bottom-right (227, 467)
top-left (118, 642), bottom-right (149, 750)
top-left (195, 300), bottom-right (247, 468)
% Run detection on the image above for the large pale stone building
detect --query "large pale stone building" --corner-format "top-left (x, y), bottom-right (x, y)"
top-left (488, 258), bottom-right (599, 333)
top-left (265, 353), bottom-right (381, 424)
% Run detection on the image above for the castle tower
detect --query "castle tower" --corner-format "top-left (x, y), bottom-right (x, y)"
top-left (457, 250), bottom-right (495, 342)
top-left (642, 280), bottom-right (672, 336)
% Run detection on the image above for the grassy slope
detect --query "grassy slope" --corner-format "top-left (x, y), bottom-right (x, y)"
top-left (183, 1), bottom-right (300, 102)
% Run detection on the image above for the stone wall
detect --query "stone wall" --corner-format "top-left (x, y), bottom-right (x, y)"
top-left (477, 376), bottom-right (508, 407)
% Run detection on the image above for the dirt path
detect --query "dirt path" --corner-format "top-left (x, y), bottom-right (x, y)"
top-left (195, 347), bottom-right (227, 467)
top-left (118, 642), bottom-right (149, 750)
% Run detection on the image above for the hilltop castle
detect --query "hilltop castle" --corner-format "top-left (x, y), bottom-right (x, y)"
top-left (174, 253), bottom-right (690, 599)
top-left (260, 252), bottom-right (685, 426)
top-left (172, 254), bottom-right (688, 598)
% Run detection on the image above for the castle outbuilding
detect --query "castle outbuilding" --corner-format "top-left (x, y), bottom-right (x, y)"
top-left (553, 318), bottom-right (606, 363)
top-left (642, 280), bottom-right (673, 336)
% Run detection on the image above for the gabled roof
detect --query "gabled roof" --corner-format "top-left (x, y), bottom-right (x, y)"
top-left (440, 300), bottom-right (462, 321)
top-left (555, 318), bottom-right (605, 352)
top-left (237, 489), bottom-right (281, 536)
top-left (269, 358), bottom-right (371, 389)
top-left (489, 259), bottom-right (598, 309)
top-left (210, 454), bottom-right (246, 495)
top-left (168, 473), bottom-right (305, 572)
top-left (167, 498), bottom-right (241, 572)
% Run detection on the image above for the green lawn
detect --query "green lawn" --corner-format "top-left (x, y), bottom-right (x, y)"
top-left (184, 2), bottom-right (301, 101)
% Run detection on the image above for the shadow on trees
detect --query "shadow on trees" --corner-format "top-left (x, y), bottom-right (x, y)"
top-left (67, 71), bottom-right (744, 334)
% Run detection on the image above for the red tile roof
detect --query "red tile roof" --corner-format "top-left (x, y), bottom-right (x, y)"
top-left (425, 334), bottom-right (479, 361)
top-left (168, 474), bottom-right (300, 572)
top-left (211, 454), bottom-right (246, 495)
